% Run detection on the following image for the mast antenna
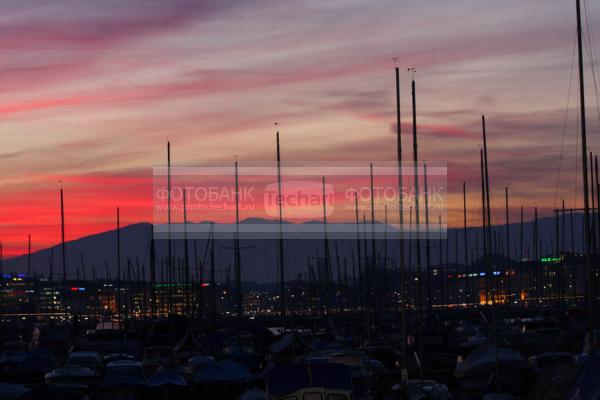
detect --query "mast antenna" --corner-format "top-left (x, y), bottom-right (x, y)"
top-left (407, 67), bottom-right (417, 80)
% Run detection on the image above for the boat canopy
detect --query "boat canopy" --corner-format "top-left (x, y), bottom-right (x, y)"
top-left (267, 364), bottom-right (353, 397)
top-left (193, 360), bottom-right (253, 384)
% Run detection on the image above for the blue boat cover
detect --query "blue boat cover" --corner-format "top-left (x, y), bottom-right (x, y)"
top-left (101, 362), bottom-right (145, 389)
top-left (19, 351), bottom-right (58, 374)
top-left (227, 350), bottom-right (259, 371)
top-left (0, 383), bottom-right (30, 400)
top-left (239, 387), bottom-right (267, 400)
top-left (267, 363), bottom-right (353, 396)
top-left (148, 369), bottom-right (188, 387)
top-left (20, 384), bottom-right (84, 400)
top-left (193, 360), bottom-right (253, 384)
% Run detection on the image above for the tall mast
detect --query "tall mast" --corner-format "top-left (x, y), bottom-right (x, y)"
top-left (60, 188), bottom-right (67, 282)
top-left (354, 193), bottom-right (363, 309)
top-left (125, 259), bottom-right (131, 320)
top-left (570, 208), bottom-right (575, 254)
top-left (482, 122), bottom-right (499, 388)
top-left (562, 200), bottom-right (566, 254)
top-left (595, 155), bottom-right (600, 256)
top-left (183, 188), bottom-right (190, 316)
top-left (362, 214), bottom-right (368, 294)
top-left (276, 128), bottom-right (286, 329)
top-left (455, 230), bottom-right (459, 303)
top-left (27, 234), bottom-right (31, 279)
top-left (534, 206), bottom-right (539, 307)
top-left (193, 239), bottom-right (200, 320)
top-left (116, 207), bottom-right (121, 322)
top-left (408, 207), bottom-right (413, 275)
top-left (410, 68), bottom-right (423, 378)
top-left (446, 230), bottom-right (450, 304)
top-left (520, 206), bottom-right (524, 261)
top-left (150, 228), bottom-right (157, 319)
top-left (463, 182), bottom-right (469, 306)
top-left (167, 141), bottom-right (173, 314)
top-left (438, 215), bottom-right (444, 306)
top-left (505, 187), bottom-right (510, 308)
top-left (395, 65), bottom-right (407, 384)
top-left (576, 0), bottom-right (594, 345)
top-left (480, 149), bottom-right (487, 304)
top-left (104, 260), bottom-right (110, 314)
top-left (322, 176), bottom-right (332, 309)
top-left (141, 261), bottom-right (146, 317)
top-left (234, 161), bottom-right (242, 318)
top-left (555, 207), bottom-right (560, 306)
top-left (424, 163), bottom-right (431, 311)
top-left (210, 223), bottom-right (216, 328)
top-left (590, 152), bottom-right (596, 256)
top-left (482, 116), bottom-right (493, 285)
top-left (383, 206), bottom-right (389, 309)
top-left (369, 163), bottom-right (376, 311)
top-left (520, 206), bottom-right (524, 305)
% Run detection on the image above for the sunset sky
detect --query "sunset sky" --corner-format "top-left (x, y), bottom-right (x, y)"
top-left (1, 0), bottom-right (600, 257)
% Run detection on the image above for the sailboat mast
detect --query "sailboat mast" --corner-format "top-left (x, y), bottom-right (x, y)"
top-left (183, 188), bottom-right (190, 316)
top-left (395, 65), bottom-right (407, 382)
top-left (370, 163), bottom-right (376, 311)
top-left (354, 193), bottom-right (363, 309)
top-left (591, 153), bottom-right (596, 256)
top-left (520, 206), bottom-right (524, 305)
top-left (595, 156), bottom-right (600, 255)
top-left (576, 0), bottom-right (594, 346)
top-left (167, 141), bottom-right (173, 314)
top-left (150, 228), bottom-right (157, 319)
top-left (424, 163), bottom-right (431, 311)
top-left (562, 200), bottom-right (566, 254)
top-left (383, 207), bottom-right (388, 309)
top-left (60, 188), bottom-right (67, 282)
top-left (322, 176), bottom-right (332, 309)
top-left (276, 130), bottom-right (286, 329)
top-left (463, 182), bottom-right (469, 306)
top-left (116, 207), bottom-right (122, 322)
top-left (480, 149), bottom-right (487, 304)
top-left (234, 161), bottom-right (242, 318)
top-left (554, 207), bottom-right (560, 307)
top-left (481, 118), bottom-right (500, 389)
top-left (27, 235), bottom-right (31, 279)
top-left (505, 187), bottom-right (510, 308)
top-left (210, 223), bottom-right (216, 328)
top-left (438, 215), bottom-right (444, 306)
top-left (534, 206), bottom-right (539, 306)
top-left (482, 116), bottom-right (493, 284)
top-left (410, 70), bottom-right (424, 378)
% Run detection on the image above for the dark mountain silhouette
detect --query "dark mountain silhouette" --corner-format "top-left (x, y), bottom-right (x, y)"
top-left (3, 214), bottom-right (586, 283)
